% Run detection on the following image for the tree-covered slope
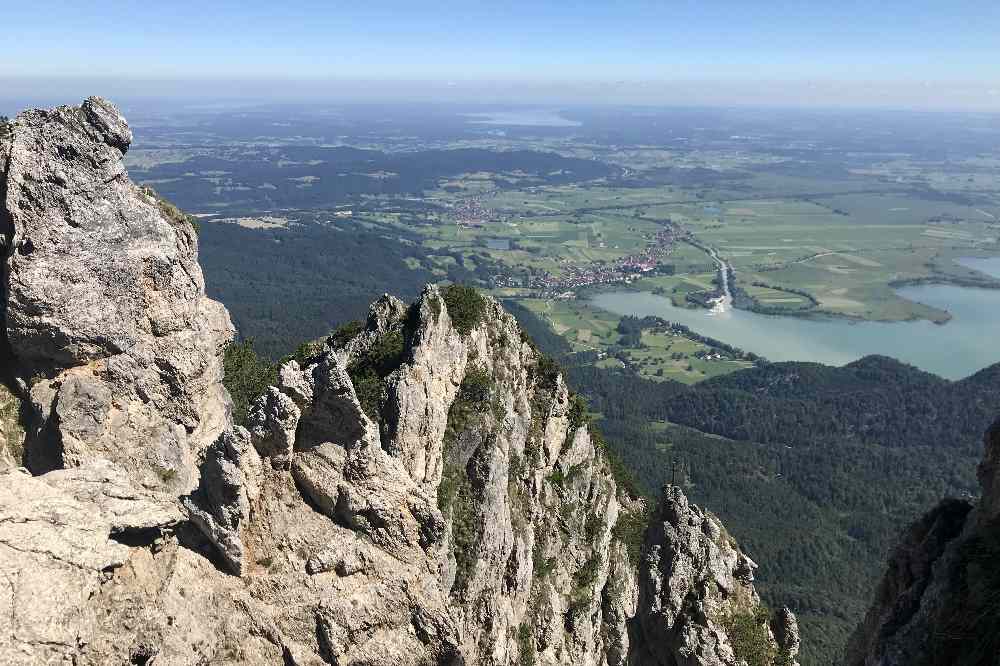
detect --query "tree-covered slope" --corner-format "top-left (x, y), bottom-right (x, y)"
top-left (660, 355), bottom-right (998, 458)
top-left (506, 302), bottom-right (1000, 666)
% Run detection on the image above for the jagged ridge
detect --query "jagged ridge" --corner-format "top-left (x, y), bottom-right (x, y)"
top-left (0, 98), bottom-right (798, 666)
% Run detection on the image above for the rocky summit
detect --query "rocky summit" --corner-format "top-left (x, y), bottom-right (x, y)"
top-left (0, 98), bottom-right (798, 665)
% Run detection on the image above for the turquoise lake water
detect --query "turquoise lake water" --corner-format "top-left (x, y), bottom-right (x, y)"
top-left (589, 282), bottom-right (999, 380)
top-left (956, 256), bottom-right (1000, 279)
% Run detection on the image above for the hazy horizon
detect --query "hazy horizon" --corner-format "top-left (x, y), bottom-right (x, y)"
top-left (3, 77), bottom-right (1000, 117)
top-left (4, 1), bottom-right (1000, 113)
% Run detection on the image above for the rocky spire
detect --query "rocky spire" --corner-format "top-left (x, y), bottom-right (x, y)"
top-left (630, 486), bottom-right (799, 666)
top-left (0, 96), bottom-right (233, 486)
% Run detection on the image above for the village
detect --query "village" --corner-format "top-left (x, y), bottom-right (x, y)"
top-left (488, 222), bottom-right (684, 297)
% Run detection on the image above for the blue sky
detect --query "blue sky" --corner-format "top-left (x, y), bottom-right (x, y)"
top-left (3, 1), bottom-right (999, 107)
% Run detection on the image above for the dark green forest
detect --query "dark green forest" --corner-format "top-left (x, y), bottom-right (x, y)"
top-left (198, 217), bottom-right (497, 358)
top-left (140, 147), bottom-right (614, 214)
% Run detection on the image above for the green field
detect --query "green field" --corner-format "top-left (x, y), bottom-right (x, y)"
top-left (377, 154), bottom-right (1000, 374)
top-left (517, 298), bottom-right (753, 384)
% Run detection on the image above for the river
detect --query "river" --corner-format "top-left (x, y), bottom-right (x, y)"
top-left (589, 280), bottom-right (1000, 380)
top-left (704, 245), bottom-right (732, 313)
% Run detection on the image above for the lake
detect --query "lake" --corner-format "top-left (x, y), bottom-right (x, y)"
top-left (589, 283), bottom-right (1000, 380)
top-left (463, 110), bottom-right (581, 127)
top-left (956, 256), bottom-right (1000, 279)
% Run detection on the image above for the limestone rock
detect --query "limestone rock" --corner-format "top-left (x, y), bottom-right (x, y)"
top-left (0, 461), bottom-right (181, 663)
top-left (845, 417), bottom-right (1000, 666)
top-left (247, 386), bottom-right (301, 461)
top-left (0, 381), bottom-right (25, 469)
top-left (630, 486), bottom-right (799, 666)
top-left (772, 606), bottom-right (801, 660)
top-left (277, 359), bottom-right (314, 406)
top-left (0, 97), bottom-right (234, 489)
top-left (977, 417), bottom-right (1000, 523)
top-left (184, 426), bottom-right (263, 575)
top-left (381, 284), bottom-right (467, 487)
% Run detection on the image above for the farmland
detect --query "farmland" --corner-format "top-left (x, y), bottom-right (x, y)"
top-left (126, 103), bottom-right (1000, 380)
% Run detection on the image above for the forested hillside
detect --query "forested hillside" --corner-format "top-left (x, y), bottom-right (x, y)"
top-left (506, 300), bottom-right (999, 666)
top-left (661, 356), bottom-right (1000, 458)
top-left (198, 218), bottom-right (496, 358)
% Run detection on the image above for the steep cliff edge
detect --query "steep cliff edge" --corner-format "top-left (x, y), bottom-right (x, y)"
top-left (0, 98), bottom-right (796, 666)
top-left (845, 419), bottom-right (1000, 666)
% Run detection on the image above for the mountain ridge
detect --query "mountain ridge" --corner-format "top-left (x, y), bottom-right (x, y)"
top-left (0, 98), bottom-right (799, 665)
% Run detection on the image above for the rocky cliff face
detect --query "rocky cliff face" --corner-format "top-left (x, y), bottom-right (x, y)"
top-left (0, 98), bottom-right (797, 666)
top-left (0, 97), bottom-right (233, 487)
top-left (844, 419), bottom-right (1000, 666)
top-left (631, 488), bottom-right (799, 666)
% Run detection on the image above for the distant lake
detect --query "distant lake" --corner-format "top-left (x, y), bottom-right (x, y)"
top-left (464, 110), bottom-right (581, 127)
top-left (589, 284), bottom-right (1000, 380)
top-left (956, 256), bottom-right (1000, 279)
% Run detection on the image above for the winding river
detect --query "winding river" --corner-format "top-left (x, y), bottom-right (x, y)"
top-left (589, 268), bottom-right (1000, 380)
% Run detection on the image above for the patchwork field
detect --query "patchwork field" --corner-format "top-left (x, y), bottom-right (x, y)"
top-left (407, 169), bottom-right (1000, 326)
top-left (517, 298), bottom-right (753, 383)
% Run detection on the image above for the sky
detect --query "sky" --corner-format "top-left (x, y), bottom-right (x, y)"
top-left (3, 1), bottom-right (1000, 110)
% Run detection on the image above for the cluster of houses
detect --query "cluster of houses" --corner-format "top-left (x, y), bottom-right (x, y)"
top-left (489, 223), bottom-right (682, 297)
top-left (452, 194), bottom-right (498, 226)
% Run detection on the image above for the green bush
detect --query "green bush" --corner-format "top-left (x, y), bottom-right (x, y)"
top-left (612, 503), bottom-right (651, 566)
top-left (281, 339), bottom-right (325, 367)
top-left (517, 622), bottom-right (536, 666)
top-left (346, 330), bottom-right (405, 421)
top-left (564, 393), bottom-right (592, 450)
top-left (573, 554), bottom-right (601, 591)
top-left (442, 284), bottom-right (486, 335)
top-left (223, 339), bottom-right (277, 426)
top-left (439, 458), bottom-right (483, 595)
top-left (723, 606), bottom-right (778, 666)
top-left (458, 367), bottom-right (494, 407)
top-left (567, 393), bottom-right (591, 431)
top-left (532, 537), bottom-right (556, 579)
top-left (328, 319), bottom-right (364, 348)
top-left (534, 354), bottom-right (561, 390)
top-left (141, 186), bottom-right (200, 235)
top-left (591, 430), bottom-right (643, 500)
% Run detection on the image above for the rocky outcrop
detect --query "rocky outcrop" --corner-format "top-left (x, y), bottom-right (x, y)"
top-left (183, 427), bottom-right (263, 575)
top-left (630, 486), bottom-right (799, 666)
top-left (0, 98), bottom-right (797, 666)
top-left (254, 286), bottom-right (640, 665)
top-left (0, 97), bottom-right (233, 487)
top-left (0, 381), bottom-right (25, 467)
top-left (845, 418), bottom-right (1000, 666)
top-left (0, 461), bottom-right (182, 663)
